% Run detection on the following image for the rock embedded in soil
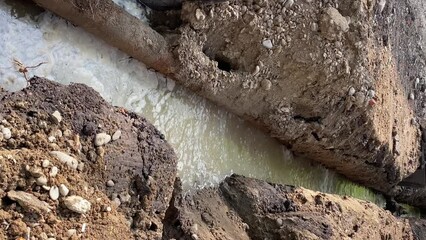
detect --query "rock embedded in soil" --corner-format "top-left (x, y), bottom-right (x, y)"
top-left (1, 127), bottom-right (11, 140)
top-left (112, 130), bottom-right (121, 141)
top-left (94, 132), bottom-right (111, 146)
top-left (63, 196), bottom-right (91, 214)
top-left (50, 110), bottom-right (62, 124)
top-left (50, 151), bottom-right (78, 169)
top-left (59, 184), bottom-right (69, 196)
top-left (49, 186), bottom-right (60, 200)
top-left (7, 190), bottom-right (51, 213)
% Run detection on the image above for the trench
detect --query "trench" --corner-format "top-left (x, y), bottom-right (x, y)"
top-left (0, 0), bottom-right (388, 208)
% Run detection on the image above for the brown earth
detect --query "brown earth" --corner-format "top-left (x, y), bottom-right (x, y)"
top-left (164, 174), bottom-right (422, 240)
top-left (0, 77), bottom-right (177, 239)
top-left (152, 0), bottom-right (426, 197)
top-left (28, 0), bottom-right (426, 208)
top-left (1, 78), bottom-right (426, 239)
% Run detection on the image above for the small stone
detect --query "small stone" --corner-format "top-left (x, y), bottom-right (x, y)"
top-left (191, 233), bottom-right (199, 240)
top-left (284, 0), bottom-right (294, 8)
top-left (42, 160), bottom-right (50, 168)
top-left (2, 127), bottom-right (11, 139)
top-left (367, 89), bottom-right (375, 98)
top-left (63, 129), bottom-right (72, 137)
top-left (50, 151), bottom-right (78, 169)
top-left (40, 232), bottom-right (48, 239)
top-left (409, 92), bottom-right (415, 100)
top-left (38, 121), bottom-right (48, 129)
top-left (195, 8), bottom-right (206, 21)
top-left (42, 185), bottom-right (51, 191)
top-left (63, 196), bottom-right (91, 214)
top-left (252, 65), bottom-right (260, 75)
top-left (49, 166), bottom-right (59, 177)
top-left (261, 79), bottom-right (272, 90)
top-left (49, 186), bottom-right (60, 200)
top-left (66, 229), bottom-right (77, 237)
top-left (95, 133), bottom-right (111, 146)
top-left (105, 206), bottom-right (112, 212)
top-left (59, 184), bottom-right (69, 197)
top-left (106, 180), bottom-right (115, 187)
top-left (348, 87), bottom-right (356, 96)
top-left (77, 162), bottom-right (85, 171)
top-left (48, 136), bottom-right (56, 143)
top-left (36, 175), bottom-right (48, 186)
top-left (51, 111), bottom-right (62, 124)
top-left (119, 193), bottom-right (131, 203)
top-left (311, 22), bottom-right (319, 32)
top-left (377, 0), bottom-right (386, 13)
top-left (81, 223), bottom-right (87, 233)
top-left (262, 39), bottom-right (273, 49)
top-left (112, 198), bottom-right (121, 207)
top-left (27, 166), bottom-right (44, 178)
top-left (276, 218), bottom-right (283, 226)
top-left (7, 190), bottom-right (51, 213)
top-left (112, 130), bottom-right (122, 141)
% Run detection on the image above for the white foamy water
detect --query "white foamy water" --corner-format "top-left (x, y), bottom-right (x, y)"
top-left (0, 0), bottom-right (383, 204)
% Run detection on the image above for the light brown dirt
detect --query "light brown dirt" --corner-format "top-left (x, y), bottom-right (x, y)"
top-left (165, 0), bottom-right (423, 195)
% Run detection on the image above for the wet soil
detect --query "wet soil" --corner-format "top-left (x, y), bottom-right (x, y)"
top-left (156, 0), bottom-right (426, 198)
top-left (0, 78), bottom-right (425, 239)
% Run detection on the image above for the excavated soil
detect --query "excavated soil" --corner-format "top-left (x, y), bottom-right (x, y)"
top-left (159, 0), bottom-right (426, 197)
top-left (164, 174), bottom-right (423, 240)
top-left (0, 78), bottom-right (426, 239)
top-left (0, 77), bottom-right (177, 239)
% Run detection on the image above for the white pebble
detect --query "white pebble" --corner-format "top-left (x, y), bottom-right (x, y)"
top-left (42, 185), bottom-right (51, 191)
top-left (348, 87), bottom-right (356, 96)
top-left (106, 180), bottom-right (115, 187)
top-left (42, 160), bottom-right (50, 168)
top-left (50, 151), bottom-right (78, 169)
top-left (81, 223), bottom-right (87, 233)
top-left (262, 39), bottom-right (273, 49)
top-left (112, 130), bottom-right (122, 141)
top-left (2, 128), bottom-right (11, 140)
top-left (59, 184), bottom-right (69, 197)
top-left (410, 92), bottom-right (415, 100)
top-left (51, 111), bottom-right (62, 124)
top-left (284, 0), bottom-right (294, 8)
top-left (49, 166), bottom-right (58, 177)
top-left (36, 176), bottom-right (48, 186)
top-left (63, 129), bottom-right (72, 137)
top-left (48, 136), bottom-right (56, 143)
top-left (95, 133), bottom-right (111, 146)
top-left (77, 162), bottom-right (84, 171)
top-left (106, 206), bottom-right (112, 212)
top-left (63, 196), bottom-right (91, 214)
top-left (66, 229), bottom-right (76, 237)
top-left (49, 186), bottom-right (60, 200)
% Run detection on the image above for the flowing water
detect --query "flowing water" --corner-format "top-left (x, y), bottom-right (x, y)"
top-left (0, 0), bottom-right (385, 206)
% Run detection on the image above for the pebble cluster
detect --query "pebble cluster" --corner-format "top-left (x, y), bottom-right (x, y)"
top-left (0, 109), bottom-right (123, 239)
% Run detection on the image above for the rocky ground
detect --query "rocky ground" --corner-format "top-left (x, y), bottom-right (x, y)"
top-left (0, 77), bottom-right (177, 239)
top-left (1, 78), bottom-right (426, 239)
top-left (145, 0), bottom-right (426, 202)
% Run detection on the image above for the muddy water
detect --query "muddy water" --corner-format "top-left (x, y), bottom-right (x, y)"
top-left (0, 1), bottom-right (384, 205)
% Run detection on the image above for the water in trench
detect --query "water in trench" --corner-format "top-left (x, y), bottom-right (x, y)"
top-left (0, 0), bottom-right (385, 206)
